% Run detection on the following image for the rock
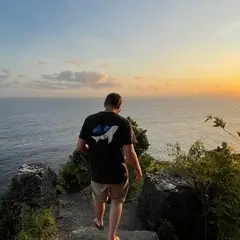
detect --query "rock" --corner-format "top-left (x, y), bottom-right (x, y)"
top-left (9, 163), bottom-right (57, 208)
top-left (0, 163), bottom-right (58, 239)
top-left (69, 226), bottom-right (159, 240)
top-left (56, 194), bottom-right (142, 239)
top-left (138, 172), bottom-right (217, 240)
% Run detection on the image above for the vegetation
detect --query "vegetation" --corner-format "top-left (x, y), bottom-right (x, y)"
top-left (17, 206), bottom-right (58, 240)
top-left (58, 151), bottom-right (90, 193)
top-left (163, 115), bottom-right (240, 240)
top-left (205, 115), bottom-right (240, 240)
top-left (0, 192), bottom-right (16, 239)
top-left (0, 193), bottom-right (57, 240)
top-left (205, 115), bottom-right (240, 141)
top-left (126, 116), bottom-right (150, 156)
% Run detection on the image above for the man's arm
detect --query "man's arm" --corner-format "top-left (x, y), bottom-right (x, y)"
top-left (122, 120), bottom-right (142, 181)
top-left (123, 144), bottom-right (142, 180)
top-left (76, 118), bottom-right (90, 153)
top-left (76, 138), bottom-right (89, 153)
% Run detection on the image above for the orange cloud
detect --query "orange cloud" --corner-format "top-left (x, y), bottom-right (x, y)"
top-left (66, 60), bottom-right (82, 67)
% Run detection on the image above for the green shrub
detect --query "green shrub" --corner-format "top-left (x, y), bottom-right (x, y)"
top-left (167, 140), bottom-right (240, 240)
top-left (17, 206), bottom-right (58, 240)
top-left (127, 116), bottom-right (150, 157)
top-left (0, 192), bottom-right (58, 240)
top-left (0, 192), bottom-right (17, 239)
top-left (58, 151), bottom-right (90, 193)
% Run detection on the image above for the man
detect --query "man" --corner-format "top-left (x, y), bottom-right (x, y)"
top-left (76, 93), bottom-right (142, 240)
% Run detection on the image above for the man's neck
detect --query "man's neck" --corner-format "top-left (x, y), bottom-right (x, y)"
top-left (104, 107), bottom-right (117, 113)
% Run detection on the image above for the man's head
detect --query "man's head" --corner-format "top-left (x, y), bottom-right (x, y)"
top-left (104, 92), bottom-right (123, 113)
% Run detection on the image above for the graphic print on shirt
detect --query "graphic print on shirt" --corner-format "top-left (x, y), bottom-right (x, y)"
top-left (91, 125), bottom-right (118, 144)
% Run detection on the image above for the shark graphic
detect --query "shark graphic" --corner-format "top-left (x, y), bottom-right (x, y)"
top-left (92, 125), bottom-right (118, 144)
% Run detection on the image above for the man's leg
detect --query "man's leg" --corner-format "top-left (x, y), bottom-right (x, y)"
top-left (91, 181), bottom-right (109, 227)
top-left (93, 201), bottom-right (106, 227)
top-left (108, 181), bottom-right (129, 240)
top-left (108, 200), bottom-right (123, 240)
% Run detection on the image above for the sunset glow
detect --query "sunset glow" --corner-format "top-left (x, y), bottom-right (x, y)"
top-left (0, 0), bottom-right (240, 98)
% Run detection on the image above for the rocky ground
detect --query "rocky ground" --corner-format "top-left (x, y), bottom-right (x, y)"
top-left (55, 191), bottom-right (158, 240)
top-left (70, 227), bottom-right (159, 240)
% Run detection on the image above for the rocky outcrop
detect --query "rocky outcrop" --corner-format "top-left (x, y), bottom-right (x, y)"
top-left (138, 172), bottom-right (217, 240)
top-left (9, 163), bottom-right (57, 208)
top-left (0, 163), bottom-right (58, 239)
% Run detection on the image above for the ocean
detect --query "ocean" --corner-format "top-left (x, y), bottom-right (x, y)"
top-left (0, 97), bottom-right (239, 189)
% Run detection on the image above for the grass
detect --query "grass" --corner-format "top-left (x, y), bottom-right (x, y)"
top-left (17, 206), bottom-right (58, 240)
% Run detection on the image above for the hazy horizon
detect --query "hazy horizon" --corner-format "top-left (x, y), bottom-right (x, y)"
top-left (0, 91), bottom-right (240, 100)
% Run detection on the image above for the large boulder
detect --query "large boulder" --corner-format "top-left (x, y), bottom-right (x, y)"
top-left (0, 163), bottom-right (58, 239)
top-left (137, 172), bottom-right (217, 240)
top-left (9, 163), bottom-right (57, 208)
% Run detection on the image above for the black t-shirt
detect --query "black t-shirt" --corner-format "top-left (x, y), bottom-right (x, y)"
top-left (79, 111), bottom-right (134, 184)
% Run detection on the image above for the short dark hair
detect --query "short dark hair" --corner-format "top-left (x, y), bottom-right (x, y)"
top-left (104, 93), bottom-right (122, 108)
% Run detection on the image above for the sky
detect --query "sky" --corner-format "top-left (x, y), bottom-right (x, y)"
top-left (0, 0), bottom-right (240, 98)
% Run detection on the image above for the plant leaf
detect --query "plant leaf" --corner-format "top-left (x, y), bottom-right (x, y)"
top-left (204, 115), bottom-right (212, 123)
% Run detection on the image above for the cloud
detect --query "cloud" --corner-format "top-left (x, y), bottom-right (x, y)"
top-left (215, 85), bottom-right (222, 88)
top-left (128, 84), bottom-right (144, 91)
top-left (164, 82), bottom-right (171, 87)
top-left (128, 84), bottom-right (158, 91)
top-left (1, 68), bottom-right (9, 74)
top-left (42, 73), bottom-right (59, 80)
top-left (0, 81), bottom-right (20, 88)
top-left (0, 69), bottom-right (22, 88)
top-left (147, 85), bottom-right (157, 91)
top-left (27, 80), bottom-right (67, 90)
top-left (30, 70), bottom-right (121, 90)
top-left (0, 74), bottom-right (8, 79)
top-left (66, 60), bottom-right (82, 67)
top-left (130, 76), bottom-right (162, 91)
top-left (218, 21), bottom-right (240, 35)
top-left (0, 69), bottom-right (9, 80)
top-left (100, 63), bottom-right (110, 68)
top-left (132, 76), bottom-right (144, 81)
top-left (37, 61), bottom-right (48, 65)
top-left (18, 75), bottom-right (25, 78)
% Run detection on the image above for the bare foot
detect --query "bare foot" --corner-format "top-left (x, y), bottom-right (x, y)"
top-left (109, 236), bottom-right (120, 240)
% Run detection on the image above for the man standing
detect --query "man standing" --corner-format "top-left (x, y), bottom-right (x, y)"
top-left (76, 93), bottom-right (142, 240)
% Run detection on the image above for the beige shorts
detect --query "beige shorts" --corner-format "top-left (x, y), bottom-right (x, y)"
top-left (91, 180), bottom-right (129, 203)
